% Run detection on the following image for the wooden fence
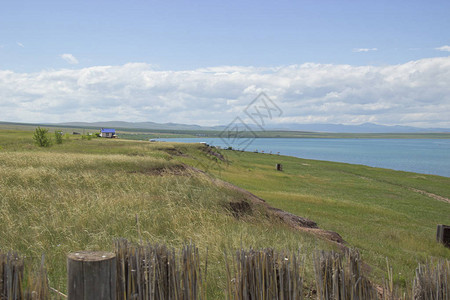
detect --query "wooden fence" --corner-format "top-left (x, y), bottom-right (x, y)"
top-left (1, 239), bottom-right (449, 299)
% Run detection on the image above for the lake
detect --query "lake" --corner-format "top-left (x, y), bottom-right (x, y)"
top-left (161, 138), bottom-right (450, 177)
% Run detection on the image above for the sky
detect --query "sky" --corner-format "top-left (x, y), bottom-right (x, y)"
top-left (1, 0), bottom-right (450, 128)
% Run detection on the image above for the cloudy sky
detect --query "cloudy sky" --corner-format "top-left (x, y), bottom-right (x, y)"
top-left (1, 0), bottom-right (449, 128)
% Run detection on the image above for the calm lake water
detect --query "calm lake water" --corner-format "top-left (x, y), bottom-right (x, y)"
top-left (161, 138), bottom-right (450, 177)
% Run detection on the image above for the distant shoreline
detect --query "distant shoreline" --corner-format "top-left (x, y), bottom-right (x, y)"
top-left (160, 137), bottom-right (450, 177)
top-left (1, 121), bottom-right (449, 139)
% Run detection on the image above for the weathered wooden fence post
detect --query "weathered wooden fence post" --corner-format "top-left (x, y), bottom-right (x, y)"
top-left (67, 251), bottom-right (116, 300)
top-left (437, 224), bottom-right (450, 248)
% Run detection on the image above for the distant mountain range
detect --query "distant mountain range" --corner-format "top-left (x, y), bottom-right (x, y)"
top-left (52, 121), bottom-right (226, 131)
top-left (51, 121), bottom-right (450, 133)
top-left (267, 122), bottom-right (450, 133)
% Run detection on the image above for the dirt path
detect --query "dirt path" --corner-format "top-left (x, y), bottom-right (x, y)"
top-left (339, 170), bottom-right (450, 204)
top-left (409, 188), bottom-right (450, 204)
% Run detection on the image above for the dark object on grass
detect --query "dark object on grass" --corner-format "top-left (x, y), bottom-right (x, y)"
top-left (276, 163), bottom-right (283, 171)
top-left (437, 224), bottom-right (450, 248)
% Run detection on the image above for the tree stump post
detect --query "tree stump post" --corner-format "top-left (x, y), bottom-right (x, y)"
top-left (67, 251), bottom-right (116, 300)
top-left (437, 224), bottom-right (450, 248)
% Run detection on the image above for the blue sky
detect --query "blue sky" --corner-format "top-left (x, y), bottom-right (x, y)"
top-left (1, 0), bottom-right (450, 127)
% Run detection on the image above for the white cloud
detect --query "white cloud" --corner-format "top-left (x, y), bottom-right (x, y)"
top-left (353, 48), bottom-right (377, 52)
top-left (60, 53), bottom-right (79, 64)
top-left (435, 45), bottom-right (450, 52)
top-left (0, 57), bottom-right (449, 128)
top-left (16, 42), bottom-right (24, 48)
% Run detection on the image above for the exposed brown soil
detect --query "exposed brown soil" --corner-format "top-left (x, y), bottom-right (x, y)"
top-left (228, 201), bottom-right (252, 219)
top-left (409, 188), bottom-right (450, 204)
top-left (164, 148), bottom-right (188, 157)
top-left (218, 178), bottom-right (346, 247)
top-left (202, 146), bottom-right (227, 162)
top-left (186, 166), bottom-right (347, 247)
top-left (132, 164), bottom-right (189, 176)
top-left (135, 160), bottom-right (347, 247)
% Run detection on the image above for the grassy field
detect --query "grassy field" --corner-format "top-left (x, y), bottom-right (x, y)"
top-left (0, 128), bottom-right (449, 297)
top-left (199, 148), bottom-right (450, 287)
top-left (0, 129), bottom-right (332, 297)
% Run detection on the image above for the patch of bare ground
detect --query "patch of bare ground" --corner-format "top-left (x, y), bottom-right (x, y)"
top-left (409, 188), bottom-right (450, 204)
top-left (187, 166), bottom-right (347, 248)
top-left (163, 148), bottom-right (189, 157)
top-left (131, 164), bottom-right (189, 176)
top-left (340, 170), bottom-right (449, 204)
top-left (202, 145), bottom-right (227, 162)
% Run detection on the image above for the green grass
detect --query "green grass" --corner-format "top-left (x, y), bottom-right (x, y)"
top-left (201, 149), bottom-right (450, 287)
top-left (0, 129), bottom-right (329, 297)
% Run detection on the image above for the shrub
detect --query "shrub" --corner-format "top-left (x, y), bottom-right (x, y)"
top-left (33, 127), bottom-right (51, 147)
top-left (54, 131), bottom-right (63, 144)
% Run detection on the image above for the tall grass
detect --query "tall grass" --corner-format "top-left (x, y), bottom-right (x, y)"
top-left (212, 149), bottom-right (450, 286)
top-left (0, 146), bottom-right (324, 295)
top-left (2, 131), bottom-right (449, 297)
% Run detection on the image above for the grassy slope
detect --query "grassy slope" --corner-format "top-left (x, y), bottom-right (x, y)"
top-left (201, 149), bottom-right (450, 286)
top-left (1, 128), bottom-right (449, 296)
top-left (0, 130), bottom-right (330, 297)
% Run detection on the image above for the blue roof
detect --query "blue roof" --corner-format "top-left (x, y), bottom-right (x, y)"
top-left (101, 128), bottom-right (116, 133)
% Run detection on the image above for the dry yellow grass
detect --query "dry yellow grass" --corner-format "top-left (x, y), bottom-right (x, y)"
top-left (0, 140), bottom-right (326, 296)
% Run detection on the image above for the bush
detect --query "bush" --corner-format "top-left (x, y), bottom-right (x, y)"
top-left (33, 127), bottom-right (51, 147)
top-left (54, 131), bottom-right (63, 144)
